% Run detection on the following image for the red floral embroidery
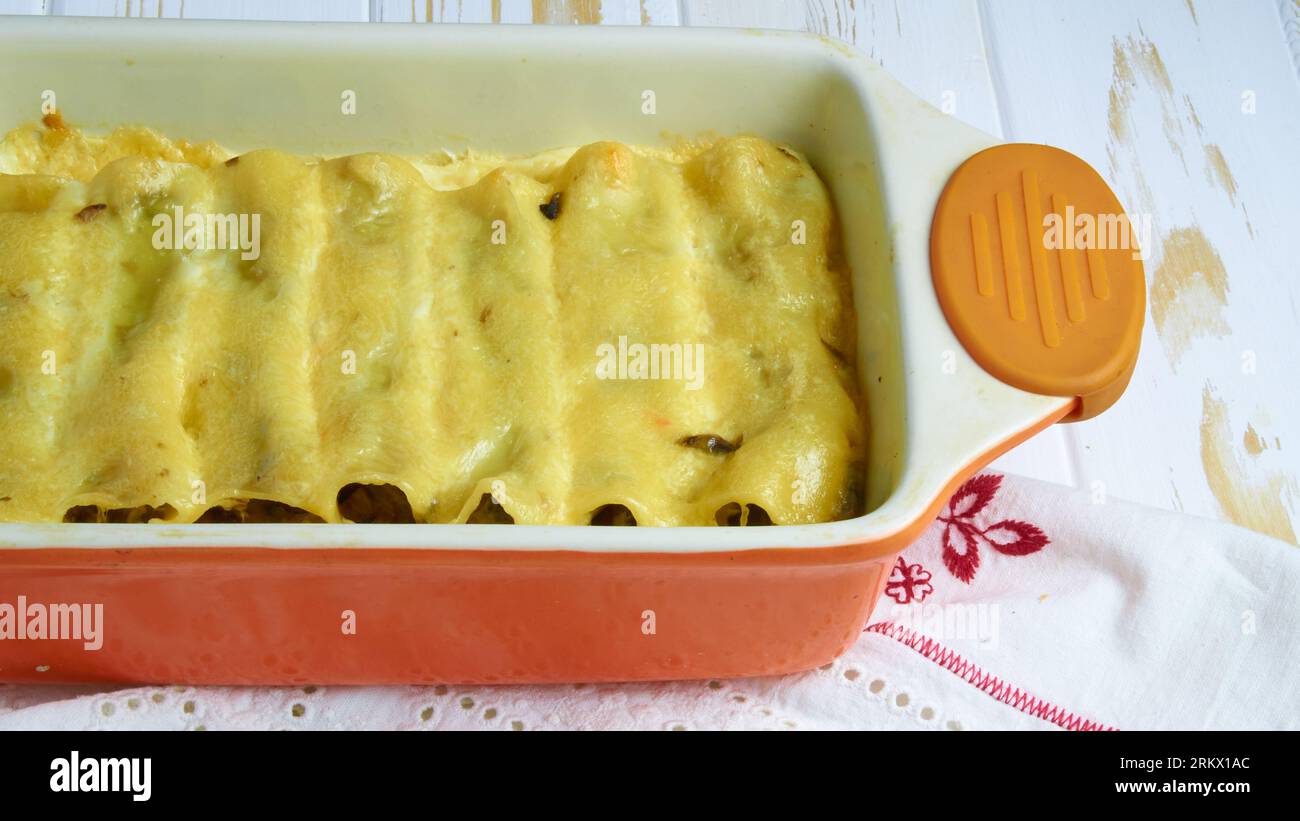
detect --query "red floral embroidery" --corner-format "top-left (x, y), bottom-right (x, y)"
top-left (884, 557), bottom-right (933, 604)
top-left (937, 474), bottom-right (1048, 583)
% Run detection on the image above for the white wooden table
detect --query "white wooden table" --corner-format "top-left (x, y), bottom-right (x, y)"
top-left (4, 0), bottom-right (1297, 544)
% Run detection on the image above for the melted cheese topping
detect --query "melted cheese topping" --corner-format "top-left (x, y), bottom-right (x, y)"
top-left (0, 117), bottom-right (864, 525)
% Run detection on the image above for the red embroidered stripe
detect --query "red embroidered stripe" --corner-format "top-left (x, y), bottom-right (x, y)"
top-left (864, 621), bottom-right (1118, 732)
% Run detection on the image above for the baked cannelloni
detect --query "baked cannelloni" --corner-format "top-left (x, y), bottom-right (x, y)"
top-left (0, 115), bottom-right (864, 526)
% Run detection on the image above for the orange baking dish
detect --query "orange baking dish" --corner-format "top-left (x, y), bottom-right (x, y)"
top-left (0, 18), bottom-right (1143, 684)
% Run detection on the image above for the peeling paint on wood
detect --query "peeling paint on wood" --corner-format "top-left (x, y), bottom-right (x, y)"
top-left (1244, 423), bottom-right (1267, 456)
top-left (1150, 227), bottom-right (1230, 369)
top-left (1201, 386), bottom-right (1297, 544)
top-left (532, 0), bottom-right (603, 24)
top-left (1203, 143), bottom-right (1238, 205)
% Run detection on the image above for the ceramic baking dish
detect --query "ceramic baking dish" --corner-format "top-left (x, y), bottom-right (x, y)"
top-left (0, 16), bottom-right (1143, 684)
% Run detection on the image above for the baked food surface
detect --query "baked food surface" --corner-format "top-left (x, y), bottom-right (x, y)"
top-left (0, 116), bottom-right (863, 525)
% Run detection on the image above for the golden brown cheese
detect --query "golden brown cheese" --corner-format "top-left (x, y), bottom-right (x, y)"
top-left (0, 119), bottom-right (863, 525)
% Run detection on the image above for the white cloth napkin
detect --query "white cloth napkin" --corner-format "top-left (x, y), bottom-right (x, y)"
top-left (2, 472), bottom-right (1296, 730)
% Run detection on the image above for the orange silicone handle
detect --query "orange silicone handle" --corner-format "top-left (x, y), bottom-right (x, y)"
top-left (930, 144), bottom-right (1145, 421)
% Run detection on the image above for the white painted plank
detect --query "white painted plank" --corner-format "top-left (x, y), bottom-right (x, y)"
top-left (1279, 0), bottom-right (1300, 77)
top-left (376, 0), bottom-right (520, 23)
top-left (376, 0), bottom-right (677, 24)
top-left (980, 0), bottom-right (1300, 542)
top-left (48, 0), bottom-right (369, 19)
top-left (682, 0), bottom-right (803, 28)
top-left (0, 0), bottom-right (49, 13)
